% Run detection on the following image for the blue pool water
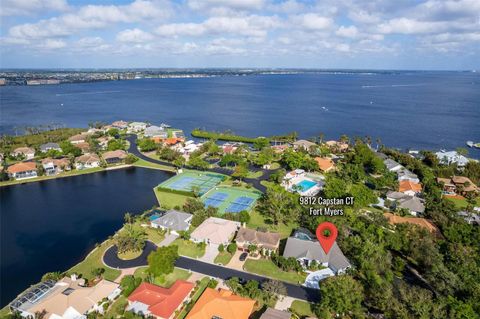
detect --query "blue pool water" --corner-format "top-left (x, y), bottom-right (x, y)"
top-left (296, 179), bottom-right (317, 192)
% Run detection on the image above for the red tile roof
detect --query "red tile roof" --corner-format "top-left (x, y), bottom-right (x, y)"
top-left (7, 162), bottom-right (37, 174)
top-left (128, 281), bottom-right (194, 318)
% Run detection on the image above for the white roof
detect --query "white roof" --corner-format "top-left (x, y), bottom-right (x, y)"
top-left (190, 217), bottom-right (240, 244)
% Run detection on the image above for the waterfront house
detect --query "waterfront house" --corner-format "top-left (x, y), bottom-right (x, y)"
top-left (292, 139), bottom-right (316, 151)
top-left (97, 136), bottom-right (112, 150)
top-left (437, 176), bottom-right (478, 196)
top-left (41, 158), bottom-right (71, 175)
top-left (112, 120), bottom-right (128, 129)
top-left (271, 144), bottom-right (290, 154)
top-left (128, 122), bottom-right (148, 132)
top-left (102, 150), bottom-right (127, 164)
top-left (186, 288), bottom-right (255, 319)
top-left (325, 140), bottom-right (349, 153)
top-left (68, 134), bottom-right (87, 144)
top-left (190, 217), bottom-right (240, 246)
top-left (383, 158), bottom-right (403, 172)
top-left (7, 162), bottom-right (38, 180)
top-left (86, 128), bottom-right (104, 135)
top-left (40, 142), bottom-right (61, 153)
top-left (12, 276), bottom-right (121, 319)
top-left (164, 137), bottom-right (184, 146)
top-left (144, 125), bottom-right (167, 138)
top-left (222, 143), bottom-right (239, 154)
top-left (171, 130), bottom-right (185, 139)
top-left (283, 229), bottom-right (351, 275)
top-left (235, 227), bottom-right (281, 255)
top-left (12, 147), bottom-right (35, 160)
top-left (386, 191), bottom-right (425, 216)
top-left (384, 213), bottom-right (442, 238)
top-left (127, 281), bottom-right (194, 319)
top-left (260, 308), bottom-right (291, 319)
top-left (435, 150), bottom-right (469, 167)
top-left (75, 153), bottom-right (100, 170)
top-left (398, 180), bottom-right (422, 196)
top-left (314, 157), bottom-right (335, 172)
top-left (150, 210), bottom-right (193, 234)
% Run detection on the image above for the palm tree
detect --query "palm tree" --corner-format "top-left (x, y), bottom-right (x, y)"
top-left (124, 212), bottom-right (133, 224)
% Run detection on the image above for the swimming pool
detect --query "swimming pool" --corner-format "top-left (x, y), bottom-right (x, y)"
top-left (296, 179), bottom-right (317, 192)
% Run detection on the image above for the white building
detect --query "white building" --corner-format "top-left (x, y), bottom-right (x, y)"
top-left (435, 150), bottom-right (470, 167)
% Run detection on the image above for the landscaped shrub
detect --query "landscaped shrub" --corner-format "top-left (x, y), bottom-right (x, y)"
top-left (120, 275), bottom-right (142, 297)
top-left (227, 243), bottom-right (237, 254)
top-left (156, 186), bottom-right (195, 197)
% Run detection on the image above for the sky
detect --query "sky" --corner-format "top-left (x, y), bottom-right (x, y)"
top-left (0, 0), bottom-right (479, 69)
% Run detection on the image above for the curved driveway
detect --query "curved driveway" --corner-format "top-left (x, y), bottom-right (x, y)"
top-left (126, 135), bottom-right (277, 193)
top-left (103, 242), bottom-right (320, 302)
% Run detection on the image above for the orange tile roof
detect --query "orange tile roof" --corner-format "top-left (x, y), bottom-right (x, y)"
top-left (384, 213), bottom-right (442, 238)
top-left (398, 180), bottom-right (422, 193)
top-left (7, 161), bottom-right (37, 174)
top-left (128, 281), bottom-right (194, 319)
top-left (186, 288), bottom-right (255, 319)
top-left (314, 157), bottom-right (335, 172)
top-left (165, 138), bottom-right (183, 145)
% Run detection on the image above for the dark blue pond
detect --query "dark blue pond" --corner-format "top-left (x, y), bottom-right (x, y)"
top-left (0, 167), bottom-right (172, 306)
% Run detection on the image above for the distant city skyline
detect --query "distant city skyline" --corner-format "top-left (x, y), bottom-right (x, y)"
top-left (1, 0), bottom-right (479, 70)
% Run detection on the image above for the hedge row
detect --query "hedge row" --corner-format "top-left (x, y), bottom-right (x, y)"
top-left (191, 129), bottom-right (259, 143)
top-left (156, 186), bottom-right (195, 197)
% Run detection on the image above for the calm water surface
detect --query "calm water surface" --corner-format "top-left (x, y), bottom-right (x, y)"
top-left (0, 167), bottom-right (171, 306)
top-left (1, 72), bottom-right (479, 157)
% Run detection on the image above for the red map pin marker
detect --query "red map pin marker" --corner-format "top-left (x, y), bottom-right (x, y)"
top-left (316, 222), bottom-right (338, 254)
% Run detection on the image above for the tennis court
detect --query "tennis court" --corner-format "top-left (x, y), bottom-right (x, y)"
top-left (202, 186), bottom-right (261, 214)
top-left (158, 171), bottom-right (225, 196)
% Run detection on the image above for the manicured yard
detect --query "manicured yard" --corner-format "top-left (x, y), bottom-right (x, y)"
top-left (104, 295), bottom-right (128, 318)
top-left (0, 167), bottom-right (105, 187)
top-left (247, 170), bottom-right (264, 178)
top-left (133, 158), bottom-right (176, 172)
top-left (118, 249), bottom-right (142, 260)
top-left (243, 259), bottom-right (306, 284)
top-left (144, 226), bottom-right (165, 244)
top-left (171, 238), bottom-right (206, 258)
top-left (445, 196), bottom-right (480, 209)
top-left (247, 210), bottom-right (297, 239)
top-left (68, 241), bottom-right (121, 282)
top-left (154, 187), bottom-right (193, 209)
top-left (214, 251), bottom-right (234, 265)
top-left (290, 300), bottom-right (316, 318)
top-left (134, 267), bottom-right (191, 288)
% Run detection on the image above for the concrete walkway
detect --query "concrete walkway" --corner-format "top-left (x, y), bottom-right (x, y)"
top-left (275, 296), bottom-right (298, 311)
top-left (158, 233), bottom-right (178, 247)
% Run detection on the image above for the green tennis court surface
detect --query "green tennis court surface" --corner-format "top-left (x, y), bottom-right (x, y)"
top-left (202, 186), bottom-right (261, 214)
top-left (158, 171), bottom-right (225, 196)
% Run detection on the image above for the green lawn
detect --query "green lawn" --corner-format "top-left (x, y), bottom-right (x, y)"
top-left (0, 167), bottom-right (105, 187)
top-left (243, 259), bottom-right (306, 284)
top-left (134, 267), bottom-right (191, 288)
top-left (445, 196), bottom-right (480, 209)
top-left (154, 187), bottom-right (193, 209)
top-left (247, 210), bottom-right (297, 239)
top-left (118, 249), bottom-right (142, 260)
top-left (171, 238), bottom-right (206, 258)
top-left (247, 170), bottom-right (264, 178)
top-left (144, 226), bottom-right (165, 244)
top-left (104, 295), bottom-right (128, 318)
top-left (214, 251), bottom-right (234, 265)
top-left (133, 158), bottom-right (176, 172)
top-left (68, 241), bottom-right (121, 282)
top-left (290, 300), bottom-right (316, 318)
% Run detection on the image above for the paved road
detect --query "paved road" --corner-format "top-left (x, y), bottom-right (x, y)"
top-left (126, 135), bottom-right (277, 193)
top-left (103, 243), bottom-right (320, 302)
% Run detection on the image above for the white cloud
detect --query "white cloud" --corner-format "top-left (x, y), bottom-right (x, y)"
top-left (1, 0), bottom-right (69, 16)
top-left (336, 26), bottom-right (359, 38)
top-left (378, 18), bottom-right (447, 34)
top-left (116, 28), bottom-right (154, 43)
top-left (40, 38), bottom-right (66, 49)
top-left (188, 0), bottom-right (265, 12)
top-left (296, 14), bottom-right (334, 31)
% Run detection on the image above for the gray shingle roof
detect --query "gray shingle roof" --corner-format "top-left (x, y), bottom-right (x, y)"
top-left (260, 308), bottom-right (291, 319)
top-left (383, 158), bottom-right (402, 171)
top-left (283, 237), bottom-right (351, 273)
top-left (151, 210), bottom-right (192, 231)
top-left (40, 142), bottom-right (60, 152)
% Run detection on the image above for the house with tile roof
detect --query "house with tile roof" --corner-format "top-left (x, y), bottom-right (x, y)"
top-left (186, 288), bottom-right (255, 319)
top-left (325, 140), bottom-right (349, 153)
top-left (127, 281), bottom-right (194, 319)
top-left (12, 147), bottom-right (35, 160)
top-left (235, 227), bottom-right (281, 254)
top-left (314, 157), bottom-right (335, 172)
top-left (398, 180), bottom-right (422, 196)
top-left (68, 134), bottom-right (87, 144)
top-left (144, 125), bottom-right (168, 138)
top-left (384, 213), bottom-right (442, 238)
top-left (292, 139), bottom-right (316, 151)
top-left (190, 217), bottom-right (240, 246)
top-left (75, 153), bottom-right (100, 170)
top-left (397, 168), bottom-right (420, 183)
top-left (437, 176), bottom-right (478, 196)
top-left (128, 122), bottom-right (148, 132)
top-left (41, 158), bottom-right (71, 175)
top-left (102, 150), bottom-right (127, 164)
top-left (150, 210), bottom-right (193, 234)
top-left (40, 142), bottom-right (61, 153)
top-left (386, 191), bottom-right (425, 216)
top-left (112, 120), bottom-right (128, 129)
top-left (7, 162), bottom-right (38, 180)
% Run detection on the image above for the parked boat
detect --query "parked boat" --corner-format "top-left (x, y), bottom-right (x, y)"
top-left (467, 141), bottom-right (474, 147)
